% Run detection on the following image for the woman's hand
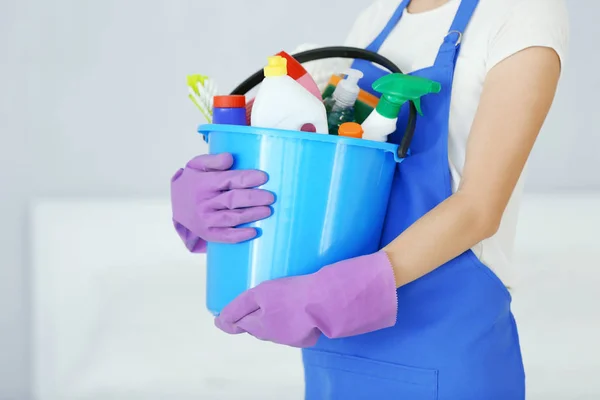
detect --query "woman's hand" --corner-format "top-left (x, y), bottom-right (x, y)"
top-left (385, 46), bottom-right (562, 287)
top-left (170, 153), bottom-right (275, 253)
top-left (215, 251), bottom-right (398, 348)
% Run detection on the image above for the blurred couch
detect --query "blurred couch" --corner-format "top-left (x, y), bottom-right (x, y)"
top-left (30, 195), bottom-right (600, 400)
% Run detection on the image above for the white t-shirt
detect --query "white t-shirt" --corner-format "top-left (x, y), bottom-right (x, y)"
top-left (295, 0), bottom-right (569, 287)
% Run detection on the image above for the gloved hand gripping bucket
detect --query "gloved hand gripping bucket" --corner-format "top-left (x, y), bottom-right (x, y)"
top-left (201, 124), bottom-right (403, 316)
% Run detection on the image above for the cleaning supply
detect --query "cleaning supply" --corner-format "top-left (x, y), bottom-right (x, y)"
top-left (323, 69), bottom-right (363, 135)
top-left (277, 51), bottom-right (322, 99)
top-left (362, 73), bottom-right (441, 142)
top-left (245, 51), bottom-right (322, 125)
top-left (251, 56), bottom-right (328, 134)
top-left (212, 95), bottom-right (247, 126)
top-left (338, 122), bottom-right (364, 139)
top-left (187, 74), bottom-right (219, 123)
top-left (322, 74), bottom-right (379, 125)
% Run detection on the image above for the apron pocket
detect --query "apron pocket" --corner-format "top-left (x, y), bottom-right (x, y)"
top-left (303, 349), bottom-right (438, 400)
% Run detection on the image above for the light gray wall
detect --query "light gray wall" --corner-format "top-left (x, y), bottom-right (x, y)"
top-left (0, 0), bottom-right (595, 398)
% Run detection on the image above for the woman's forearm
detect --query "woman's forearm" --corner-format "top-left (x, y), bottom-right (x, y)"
top-left (383, 46), bottom-right (561, 288)
top-left (383, 190), bottom-right (499, 288)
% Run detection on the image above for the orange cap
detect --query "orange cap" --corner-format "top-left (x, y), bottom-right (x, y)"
top-left (338, 122), bottom-right (364, 138)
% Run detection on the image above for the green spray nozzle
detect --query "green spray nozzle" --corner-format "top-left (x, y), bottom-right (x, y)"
top-left (372, 73), bottom-right (441, 118)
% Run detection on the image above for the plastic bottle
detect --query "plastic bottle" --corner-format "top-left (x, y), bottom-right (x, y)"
top-left (251, 56), bottom-right (328, 134)
top-left (324, 69), bottom-right (364, 135)
top-left (212, 95), bottom-right (247, 125)
top-left (245, 51), bottom-right (323, 125)
top-left (361, 74), bottom-right (442, 142)
top-left (277, 51), bottom-right (322, 99)
top-left (322, 73), bottom-right (379, 125)
top-left (338, 122), bottom-right (363, 139)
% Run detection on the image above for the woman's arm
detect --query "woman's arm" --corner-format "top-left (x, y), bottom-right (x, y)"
top-left (384, 46), bottom-right (562, 288)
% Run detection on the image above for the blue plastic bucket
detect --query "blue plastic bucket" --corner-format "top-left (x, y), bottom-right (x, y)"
top-left (199, 124), bottom-right (402, 315)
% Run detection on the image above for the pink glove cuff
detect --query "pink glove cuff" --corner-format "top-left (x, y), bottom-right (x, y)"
top-left (313, 250), bottom-right (398, 339)
top-left (173, 220), bottom-right (207, 253)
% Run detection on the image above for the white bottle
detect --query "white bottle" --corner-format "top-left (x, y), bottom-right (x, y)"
top-left (361, 112), bottom-right (399, 142)
top-left (251, 56), bottom-right (328, 134)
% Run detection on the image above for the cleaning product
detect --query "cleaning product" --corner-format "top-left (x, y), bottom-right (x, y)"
top-left (245, 51), bottom-right (322, 125)
top-left (362, 74), bottom-right (442, 142)
top-left (277, 51), bottom-right (322, 99)
top-left (322, 74), bottom-right (379, 125)
top-left (323, 69), bottom-right (363, 135)
top-left (187, 74), bottom-right (218, 122)
top-left (212, 95), bottom-right (247, 126)
top-left (251, 56), bottom-right (328, 134)
top-left (338, 122), bottom-right (363, 139)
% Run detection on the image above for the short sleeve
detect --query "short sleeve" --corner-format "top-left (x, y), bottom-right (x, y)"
top-left (287, 1), bottom-right (393, 91)
top-left (486, 0), bottom-right (570, 73)
top-left (343, 1), bottom-right (394, 48)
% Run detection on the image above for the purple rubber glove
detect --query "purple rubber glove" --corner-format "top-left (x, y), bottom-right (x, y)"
top-left (215, 251), bottom-right (398, 348)
top-left (170, 153), bottom-right (274, 253)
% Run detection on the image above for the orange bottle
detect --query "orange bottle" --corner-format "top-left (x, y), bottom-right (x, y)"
top-left (338, 122), bottom-right (364, 139)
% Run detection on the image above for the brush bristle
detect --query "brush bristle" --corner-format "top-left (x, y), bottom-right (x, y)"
top-left (186, 74), bottom-right (219, 121)
top-left (195, 78), bottom-right (218, 115)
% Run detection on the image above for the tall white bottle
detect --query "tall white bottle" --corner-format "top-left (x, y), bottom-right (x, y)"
top-left (251, 56), bottom-right (328, 134)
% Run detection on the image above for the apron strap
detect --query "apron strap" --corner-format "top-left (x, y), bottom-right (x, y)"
top-left (364, 0), bottom-right (480, 68)
top-left (365, 0), bottom-right (411, 52)
top-left (434, 0), bottom-right (480, 67)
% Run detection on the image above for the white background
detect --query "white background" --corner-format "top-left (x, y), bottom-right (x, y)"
top-left (1, 0), bottom-right (598, 398)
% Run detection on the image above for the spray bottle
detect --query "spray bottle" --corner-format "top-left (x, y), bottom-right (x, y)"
top-left (361, 74), bottom-right (441, 142)
top-left (323, 69), bottom-right (364, 135)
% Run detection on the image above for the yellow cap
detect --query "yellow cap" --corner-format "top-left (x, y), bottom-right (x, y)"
top-left (264, 56), bottom-right (288, 77)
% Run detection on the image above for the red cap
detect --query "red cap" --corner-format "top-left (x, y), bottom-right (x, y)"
top-left (276, 51), bottom-right (307, 80)
top-left (213, 95), bottom-right (246, 108)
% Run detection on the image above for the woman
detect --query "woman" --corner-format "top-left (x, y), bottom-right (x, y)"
top-left (170, 0), bottom-right (569, 398)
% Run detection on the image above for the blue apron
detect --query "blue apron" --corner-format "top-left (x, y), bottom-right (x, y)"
top-left (302, 1), bottom-right (526, 399)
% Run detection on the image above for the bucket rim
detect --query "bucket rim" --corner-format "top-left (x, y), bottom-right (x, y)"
top-left (198, 124), bottom-right (403, 163)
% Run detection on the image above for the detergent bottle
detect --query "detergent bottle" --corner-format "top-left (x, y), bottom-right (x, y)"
top-left (362, 74), bottom-right (441, 142)
top-left (251, 56), bottom-right (328, 134)
top-left (324, 69), bottom-right (363, 135)
top-left (245, 51), bottom-right (322, 125)
top-left (322, 74), bottom-right (379, 125)
top-left (212, 95), bottom-right (247, 126)
top-left (277, 51), bottom-right (322, 99)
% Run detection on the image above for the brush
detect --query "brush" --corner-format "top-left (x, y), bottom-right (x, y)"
top-left (187, 74), bottom-right (219, 123)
